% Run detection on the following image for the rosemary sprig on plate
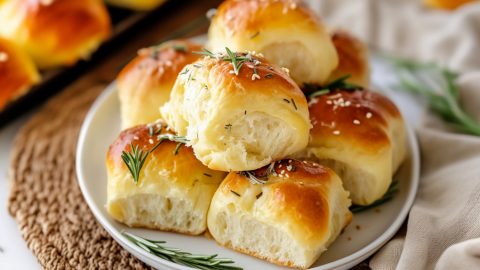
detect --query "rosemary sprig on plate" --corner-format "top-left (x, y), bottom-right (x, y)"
top-left (388, 57), bottom-right (480, 136)
top-left (305, 74), bottom-right (363, 98)
top-left (350, 180), bottom-right (399, 213)
top-left (121, 133), bottom-right (189, 184)
top-left (123, 232), bottom-right (243, 270)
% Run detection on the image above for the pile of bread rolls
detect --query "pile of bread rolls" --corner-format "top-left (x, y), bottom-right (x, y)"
top-left (105, 0), bottom-right (407, 268)
top-left (0, 0), bottom-right (167, 110)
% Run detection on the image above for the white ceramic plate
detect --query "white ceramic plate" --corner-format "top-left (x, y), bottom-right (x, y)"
top-left (76, 55), bottom-right (420, 270)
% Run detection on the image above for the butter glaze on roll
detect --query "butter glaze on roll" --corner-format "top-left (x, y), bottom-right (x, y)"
top-left (117, 40), bottom-right (203, 128)
top-left (329, 30), bottom-right (370, 88)
top-left (0, 0), bottom-right (111, 69)
top-left (106, 122), bottom-right (226, 235)
top-left (208, 0), bottom-right (338, 86)
top-left (105, 0), bottom-right (166, 10)
top-left (207, 159), bottom-right (352, 269)
top-left (0, 37), bottom-right (40, 110)
top-left (296, 89), bottom-right (406, 205)
top-left (160, 51), bottom-right (310, 172)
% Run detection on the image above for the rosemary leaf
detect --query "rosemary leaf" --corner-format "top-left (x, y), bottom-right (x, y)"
top-left (350, 181), bottom-right (399, 213)
top-left (123, 232), bottom-right (243, 270)
top-left (387, 56), bottom-right (480, 136)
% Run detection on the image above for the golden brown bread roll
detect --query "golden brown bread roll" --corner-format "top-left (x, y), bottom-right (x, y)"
top-left (0, 0), bottom-right (111, 69)
top-left (207, 159), bottom-right (352, 269)
top-left (117, 40), bottom-right (203, 129)
top-left (0, 37), bottom-right (40, 110)
top-left (329, 30), bottom-right (370, 88)
top-left (105, 0), bottom-right (166, 10)
top-left (160, 50), bottom-right (311, 172)
top-left (295, 89), bottom-right (406, 205)
top-left (207, 0), bottom-right (338, 86)
top-left (106, 121), bottom-right (226, 235)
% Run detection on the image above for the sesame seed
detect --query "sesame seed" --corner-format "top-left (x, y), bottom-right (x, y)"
top-left (229, 70), bottom-right (235, 74)
top-left (165, 60), bottom-right (173, 66)
top-left (332, 130), bottom-right (341, 135)
top-left (251, 73), bottom-right (261, 80)
top-left (279, 164), bottom-right (282, 168)
top-left (353, 119), bottom-right (360, 125)
top-left (366, 112), bottom-right (373, 119)
top-left (148, 139), bottom-right (154, 144)
top-left (290, 2), bottom-right (297, 9)
top-left (281, 170), bottom-right (285, 174)
top-left (288, 160), bottom-right (292, 163)
top-left (133, 136), bottom-right (139, 140)
top-left (326, 100), bottom-right (333, 105)
top-left (281, 67), bottom-right (290, 75)
top-left (0, 52), bottom-right (8, 62)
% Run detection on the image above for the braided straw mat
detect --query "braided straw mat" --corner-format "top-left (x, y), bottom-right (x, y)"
top-left (7, 84), bottom-right (151, 269)
top-left (6, 83), bottom-right (371, 270)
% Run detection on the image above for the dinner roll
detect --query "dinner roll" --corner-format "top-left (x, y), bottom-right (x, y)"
top-left (106, 121), bottom-right (226, 235)
top-left (160, 51), bottom-right (310, 171)
top-left (207, 159), bottom-right (352, 269)
top-left (329, 30), bottom-right (370, 88)
top-left (105, 0), bottom-right (166, 10)
top-left (0, 37), bottom-right (40, 110)
top-left (207, 0), bottom-right (338, 86)
top-left (296, 89), bottom-right (406, 205)
top-left (117, 40), bottom-right (203, 128)
top-left (0, 0), bottom-right (111, 69)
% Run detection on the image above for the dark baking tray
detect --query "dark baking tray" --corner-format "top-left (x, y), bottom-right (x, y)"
top-left (0, 1), bottom-right (188, 128)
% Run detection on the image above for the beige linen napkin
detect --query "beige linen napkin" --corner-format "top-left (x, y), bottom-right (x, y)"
top-left (305, 0), bottom-right (480, 269)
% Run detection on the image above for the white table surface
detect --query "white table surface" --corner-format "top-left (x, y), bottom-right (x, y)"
top-left (0, 114), bottom-right (42, 270)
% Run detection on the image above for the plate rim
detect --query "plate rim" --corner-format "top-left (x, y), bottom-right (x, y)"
top-left (76, 83), bottom-right (420, 270)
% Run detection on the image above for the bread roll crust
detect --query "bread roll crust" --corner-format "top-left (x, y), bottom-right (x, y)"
top-left (208, 0), bottom-right (338, 86)
top-left (301, 89), bottom-right (406, 205)
top-left (105, 0), bottom-right (166, 11)
top-left (0, 37), bottom-right (40, 109)
top-left (329, 30), bottom-right (370, 87)
top-left (161, 53), bottom-right (310, 171)
top-left (117, 40), bottom-right (202, 128)
top-left (106, 122), bottom-right (226, 235)
top-left (0, 0), bottom-right (111, 68)
top-left (207, 159), bottom-right (352, 269)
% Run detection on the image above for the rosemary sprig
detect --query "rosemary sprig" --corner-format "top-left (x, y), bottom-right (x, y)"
top-left (121, 133), bottom-right (189, 184)
top-left (123, 232), bottom-right (243, 270)
top-left (239, 171), bottom-right (268, 184)
top-left (305, 74), bottom-right (363, 98)
top-left (121, 143), bottom-right (149, 184)
top-left (386, 57), bottom-right (480, 136)
top-left (350, 180), bottom-right (399, 213)
top-left (238, 162), bottom-right (276, 185)
top-left (193, 48), bottom-right (255, 76)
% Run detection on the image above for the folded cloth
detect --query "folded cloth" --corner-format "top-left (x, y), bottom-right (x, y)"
top-left (306, 0), bottom-right (480, 269)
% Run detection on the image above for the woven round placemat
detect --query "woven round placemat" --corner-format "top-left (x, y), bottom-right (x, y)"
top-left (7, 83), bottom-right (150, 270)
top-left (6, 82), bottom-right (372, 270)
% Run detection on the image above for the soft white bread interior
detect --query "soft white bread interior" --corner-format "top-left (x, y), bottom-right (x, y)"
top-left (329, 30), bottom-right (370, 87)
top-left (295, 89), bottom-right (406, 205)
top-left (207, 159), bottom-right (352, 269)
top-left (106, 122), bottom-right (226, 235)
top-left (0, 0), bottom-right (111, 69)
top-left (117, 40), bottom-right (202, 128)
top-left (160, 51), bottom-right (311, 172)
top-left (207, 0), bottom-right (338, 86)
